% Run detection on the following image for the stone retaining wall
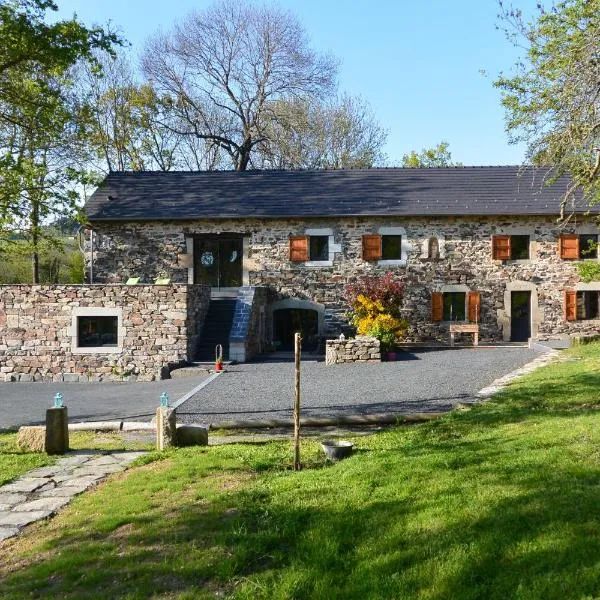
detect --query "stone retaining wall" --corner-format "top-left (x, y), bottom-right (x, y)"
top-left (325, 337), bottom-right (381, 365)
top-left (0, 284), bottom-right (210, 382)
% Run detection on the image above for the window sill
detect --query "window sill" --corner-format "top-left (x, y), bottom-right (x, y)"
top-left (72, 346), bottom-right (123, 354)
top-left (304, 260), bottom-right (333, 268)
top-left (377, 259), bottom-right (406, 267)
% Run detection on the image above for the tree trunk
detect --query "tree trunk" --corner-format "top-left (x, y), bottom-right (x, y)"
top-left (31, 199), bottom-right (40, 284)
top-left (236, 137), bottom-right (252, 171)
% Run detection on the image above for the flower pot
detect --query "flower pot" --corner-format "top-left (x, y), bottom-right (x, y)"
top-left (321, 440), bottom-right (354, 461)
top-left (386, 351), bottom-right (397, 361)
top-left (215, 362), bottom-right (223, 372)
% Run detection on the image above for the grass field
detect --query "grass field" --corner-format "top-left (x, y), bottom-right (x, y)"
top-left (1, 345), bottom-right (600, 599)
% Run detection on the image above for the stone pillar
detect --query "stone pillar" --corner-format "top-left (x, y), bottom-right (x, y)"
top-left (45, 407), bottom-right (69, 455)
top-left (156, 407), bottom-right (177, 450)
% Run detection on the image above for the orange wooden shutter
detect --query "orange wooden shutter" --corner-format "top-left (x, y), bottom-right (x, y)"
top-left (431, 292), bottom-right (443, 322)
top-left (467, 291), bottom-right (481, 323)
top-left (362, 234), bottom-right (382, 261)
top-left (289, 236), bottom-right (309, 262)
top-left (564, 290), bottom-right (577, 321)
top-left (559, 234), bottom-right (579, 260)
top-left (492, 235), bottom-right (511, 260)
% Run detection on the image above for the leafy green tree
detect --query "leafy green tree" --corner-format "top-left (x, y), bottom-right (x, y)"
top-left (495, 0), bottom-right (600, 214)
top-left (0, 0), bottom-right (121, 282)
top-left (401, 141), bottom-right (461, 168)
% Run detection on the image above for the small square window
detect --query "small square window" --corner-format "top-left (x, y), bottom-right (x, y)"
top-left (381, 235), bottom-right (402, 260)
top-left (77, 316), bottom-right (119, 348)
top-left (579, 234), bottom-right (598, 259)
top-left (443, 292), bottom-right (466, 321)
top-left (510, 235), bottom-right (530, 260)
top-left (309, 236), bottom-right (329, 261)
top-left (576, 291), bottom-right (600, 320)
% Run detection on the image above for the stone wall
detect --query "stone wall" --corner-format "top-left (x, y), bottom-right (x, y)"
top-left (325, 337), bottom-right (381, 365)
top-left (0, 284), bottom-right (210, 382)
top-left (88, 215), bottom-right (600, 343)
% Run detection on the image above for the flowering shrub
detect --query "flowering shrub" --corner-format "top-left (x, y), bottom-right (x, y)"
top-left (345, 273), bottom-right (408, 349)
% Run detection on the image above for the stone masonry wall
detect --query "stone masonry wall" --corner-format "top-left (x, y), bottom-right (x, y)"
top-left (88, 216), bottom-right (600, 343)
top-left (0, 284), bottom-right (210, 382)
top-left (325, 337), bottom-right (381, 365)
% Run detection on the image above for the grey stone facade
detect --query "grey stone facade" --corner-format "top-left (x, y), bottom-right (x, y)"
top-left (87, 215), bottom-right (600, 344)
top-left (0, 284), bottom-right (210, 381)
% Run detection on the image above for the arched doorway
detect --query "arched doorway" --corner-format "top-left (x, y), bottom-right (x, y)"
top-left (273, 308), bottom-right (319, 351)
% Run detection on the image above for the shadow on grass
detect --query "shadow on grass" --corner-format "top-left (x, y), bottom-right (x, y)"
top-left (3, 353), bottom-right (600, 598)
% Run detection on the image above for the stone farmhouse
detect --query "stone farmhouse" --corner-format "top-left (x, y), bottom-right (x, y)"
top-left (1, 166), bottom-right (599, 382)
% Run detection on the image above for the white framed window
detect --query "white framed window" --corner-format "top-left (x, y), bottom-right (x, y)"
top-left (377, 227), bottom-right (408, 266)
top-left (71, 307), bottom-right (124, 354)
top-left (303, 228), bottom-right (341, 267)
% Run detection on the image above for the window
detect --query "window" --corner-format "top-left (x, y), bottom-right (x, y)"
top-left (77, 316), bottom-right (118, 348)
top-left (72, 308), bottom-right (123, 353)
top-left (559, 234), bottom-right (599, 260)
top-left (362, 229), bottom-right (406, 264)
top-left (381, 235), bottom-right (402, 260)
top-left (309, 236), bottom-right (329, 261)
top-left (577, 291), bottom-right (600, 320)
top-left (492, 235), bottom-right (530, 260)
top-left (510, 235), bottom-right (530, 260)
top-left (443, 292), bottom-right (466, 321)
top-left (579, 235), bottom-right (598, 259)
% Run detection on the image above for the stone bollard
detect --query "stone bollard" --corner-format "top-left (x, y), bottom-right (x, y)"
top-left (45, 407), bottom-right (69, 455)
top-left (156, 407), bottom-right (177, 450)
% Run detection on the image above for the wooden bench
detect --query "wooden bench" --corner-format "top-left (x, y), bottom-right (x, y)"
top-left (449, 323), bottom-right (479, 347)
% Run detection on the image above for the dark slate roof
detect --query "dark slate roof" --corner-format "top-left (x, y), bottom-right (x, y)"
top-left (85, 166), bottom-right (591, 221)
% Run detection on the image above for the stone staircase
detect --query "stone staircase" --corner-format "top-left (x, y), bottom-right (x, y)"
top-left (195, 298), bottom-right (237, 361)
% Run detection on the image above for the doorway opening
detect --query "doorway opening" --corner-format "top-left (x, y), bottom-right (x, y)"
top-left (194, 236), bottom-right (243, 289)
top-left (273, 308), bottom-right (319, 352)
top-left (510, 291), bottom-right (531, 342)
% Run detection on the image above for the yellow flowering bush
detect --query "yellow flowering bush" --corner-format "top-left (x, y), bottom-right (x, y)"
top-left (346, 276), bottom-right (409, 350)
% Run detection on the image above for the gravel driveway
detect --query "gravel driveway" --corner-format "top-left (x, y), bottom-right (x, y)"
top-left (0, 375), bottom-right (209, 430)
top-left (178, 347), bottom-right (538, 424)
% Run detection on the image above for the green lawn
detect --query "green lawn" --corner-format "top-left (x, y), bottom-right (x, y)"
top-left (0, 433), bottom-right (55, 486)
top-left (2, 345), bottom-right (600, 599)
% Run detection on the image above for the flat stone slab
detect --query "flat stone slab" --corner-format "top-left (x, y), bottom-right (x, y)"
top-left (1, 479), bottom-right (49, 494)
top-left (16, 497), bottom-right (71, 513)
top-left (0, 527), bottom-right (19, 541)
top-left (0, 510), bottom-right (51, 527)
top-left (0, 493), bottom-right (27, 507)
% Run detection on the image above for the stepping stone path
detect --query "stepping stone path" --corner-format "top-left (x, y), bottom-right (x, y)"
top-left (0, 451), bottom-right (146, 542)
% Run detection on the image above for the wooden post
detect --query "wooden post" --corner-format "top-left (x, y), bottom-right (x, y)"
top-left (294, 332), bottom-right (302, 471)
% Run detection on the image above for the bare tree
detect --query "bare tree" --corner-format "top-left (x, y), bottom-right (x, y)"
top-left (142, 0), bottom-right (337, 171)
top-left (80, 53), bottom-right (181, 172)
top-left (256, 94), bottom-right (388, 169)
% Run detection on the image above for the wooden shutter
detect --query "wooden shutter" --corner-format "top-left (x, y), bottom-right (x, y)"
top-left (362, 234), bottom-right (382, 261)
top-left (431, 292), bottom-right (443, 322)
top-left (467, 291), bottom-right (481, 323)
top-left (564, 290), bottom-right (577, 321)
top-left (289, 236), bottom-right (309, 262)
top-left (559, 234), bottom-right (579, 260)
top-left (492, 235), bottom-right (511, 260)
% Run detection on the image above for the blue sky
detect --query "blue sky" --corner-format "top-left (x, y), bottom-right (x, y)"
top-left (56, 0), bottom-right (540, 166)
